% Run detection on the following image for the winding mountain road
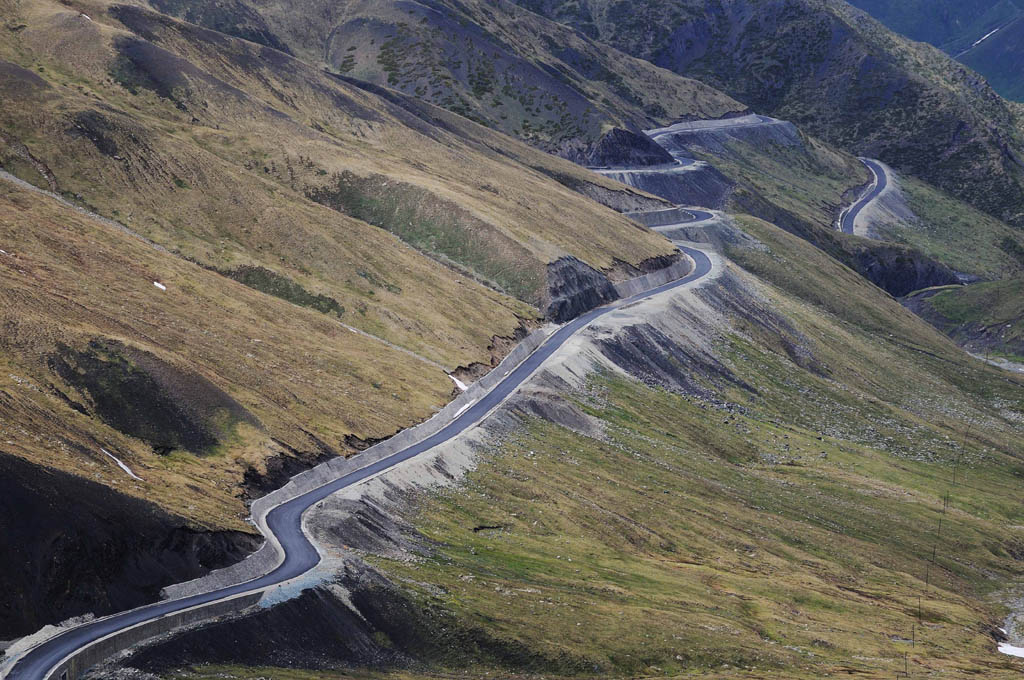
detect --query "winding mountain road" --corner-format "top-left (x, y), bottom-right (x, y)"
top-left (7, 224), bottom-right (715, 680)
top-left (840, 158), bottom-right (888, 235)
top-left (645, 113), bottom-right (779, 140)
top-left (589, 158), bottom-right (696, 174)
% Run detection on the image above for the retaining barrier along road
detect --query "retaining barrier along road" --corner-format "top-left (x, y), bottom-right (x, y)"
top-left (5, 230), bottom-right (712, 680)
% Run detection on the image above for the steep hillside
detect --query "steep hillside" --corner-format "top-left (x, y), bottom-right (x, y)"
top-left (904, 278), bottom-right (1024, 362)
top-left (3, 0), bottom-right (1023, 672)
top-left (137, 0), bottom-right (999, 293)
top-left (513, 0), bottom-right (1024, 228)
top-left (957, 15), bottom-right (1024, 102)
top-left (122, 215), bottom-right (1024, 679)
top-left (141, 0), bottom-right (745, 153)
top-left (844, 0), bottom-right (1024, 101)
top-left (848, 165), bottom-right (1024, 279)
top-left (843, 0), bottom-right (1022, 49)
top-left (0, 0), bottom-right (687, 637)
top-left (609, 117), bottom-right (962, 296)
top-left (2, 0), bottom-right (681, 315)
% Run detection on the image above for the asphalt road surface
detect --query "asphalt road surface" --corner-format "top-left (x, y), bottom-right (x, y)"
top-left (645, 114), bottom-right (778, 140)
top-left (589, 158), bottom-right (696, 173)
top-left (9, 235), bottom-right (714, 680)
top-left (840, 158), bottom-right (887, 234)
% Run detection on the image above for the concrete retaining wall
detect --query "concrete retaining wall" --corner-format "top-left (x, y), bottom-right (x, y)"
top-left (613, 258), bottom-right (694, 298)
top-left (47, 593), bottom-right (262, 680)
top-left (624, 207), bottom-right (694, 227)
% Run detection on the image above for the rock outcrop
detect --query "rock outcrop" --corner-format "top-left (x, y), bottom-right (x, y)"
top-left (572, 127), bottom-right (676, 168)
top-left (544, 256), bottom-right (620, 323)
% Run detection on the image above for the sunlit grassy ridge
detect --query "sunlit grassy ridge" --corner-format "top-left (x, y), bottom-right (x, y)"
top-left (0, 0), bottom-right (689, 530)
top-left (0, 0), bottom-right (679, 347)
top-left (0, 181), bottom-right (463, 529)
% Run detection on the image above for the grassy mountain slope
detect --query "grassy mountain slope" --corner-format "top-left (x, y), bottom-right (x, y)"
top-left (867, 173), bottom-right (1024, 279)
top-left (1, 0), bottom-right (679, 319)
top-left (513, 0), bottom-right (1024, 228)
top-left (2, 0), bottom-right (1022, 667)
top-left (958, 15), bottom-right (1024, 102)
top-left (139, 0), bottom-right (1004, 292)
top-left (132, 215), bottom-right (1024, 679)
top-left (844, 0), bottom-right (1024, 102)
top-left (844, 0), bottom-right (1022, 49)
top-left (0, 0), bottom-right (692, 635)
top-left (905, 278), bottom-right (1024, 361)
top-left (142, 0), bottom-right (745, 152)
top-left (362, 217), bottom-right (1024, 677)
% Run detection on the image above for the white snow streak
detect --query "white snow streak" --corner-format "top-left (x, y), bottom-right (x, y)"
top-left (448, 374), bottom-right (468, 391)
top-left (971, 27), bottom-right (1001, 49)
top-left (101, 448), bottom-right (143, 480)
top-left (999, 642), bottom-right (1024, 658)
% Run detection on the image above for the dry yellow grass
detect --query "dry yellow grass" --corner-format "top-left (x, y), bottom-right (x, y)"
top-left (0, 180), bottom-right (463, 528)
top-left (0, 0), bottom-right (687, 529)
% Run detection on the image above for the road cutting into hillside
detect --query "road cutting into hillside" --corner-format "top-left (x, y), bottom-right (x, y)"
top-left (645, 113), bottom-right (779, 140)
top-left (840, 158), bottom-right (888, 235)
top-left (6, 216), bottom-right (716, 680)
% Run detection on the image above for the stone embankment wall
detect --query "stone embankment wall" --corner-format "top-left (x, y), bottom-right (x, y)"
top-left (599, 163), bottom-right (733, 208)
top-left (625, 207), bottom-right (695, 228)
top-left (45, 593), bottom-right (262, 680)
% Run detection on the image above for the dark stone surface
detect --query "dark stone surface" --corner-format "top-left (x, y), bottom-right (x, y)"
top-left (849, 243), bottom-right (961, 297)
top-left (545, 256), bottom-right (620, 322)
top-left (581, 127), bottom-right (676, 167)
top-left (0, 59), bottom-right (50, 95)
top-left (0, 452), bottom-right (260, 639)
